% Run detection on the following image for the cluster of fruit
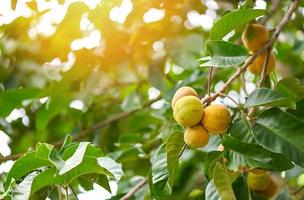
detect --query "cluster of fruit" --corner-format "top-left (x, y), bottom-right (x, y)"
top-left (242, 24), bottom-right (276, 75)
top-left (248, 170), bottom-right (278, 198)
top-left (172, 86), bottom-right (231, 148)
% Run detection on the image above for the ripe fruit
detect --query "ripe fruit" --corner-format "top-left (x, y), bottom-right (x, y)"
top-left (172, 86), bottom-right (198, 109)
top-left (173, 96), bottom-right (204, 127)
top-left (247, 171), bottom-right (271, 191)
top-left (248, 52), bottom-right (276, 75)
top-left (201, 104), bottom-right (231, 134)
top-left (184, 125), bottom-right (209, 148)
top-left (242, 24), bottom-right (269, 52)
top-left (259, 178), bottom-right (278, 198)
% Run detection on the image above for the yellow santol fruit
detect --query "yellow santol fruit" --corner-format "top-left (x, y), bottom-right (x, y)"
top-left (248, 171), bottom-right (271, 191)
top-left (201, 104), bottom-right (231, 134)
top-left (172, 86), bottom-right (198, 109)
top-left (173, 96), bottom-right (204, 127)
top-left (184, 125), bottom-right (209, 148)
top-left (242, 23), bottom-right (269, 52)
top-left (248, 52), bottom-right (276, 75)
top-left (259, 178), bottom-right (278, 199)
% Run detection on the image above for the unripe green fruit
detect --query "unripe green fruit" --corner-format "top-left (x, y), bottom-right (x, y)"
top-left (202, 104), bottom-right (231, 134)
top-left (184, 125), bottom-right (209, 148)
top-left (248, 171), bottom-right (271, 191)
top-left (173, 96), bottom-right (204, 127)
top-left (172, 86), bottom-right (198, 109)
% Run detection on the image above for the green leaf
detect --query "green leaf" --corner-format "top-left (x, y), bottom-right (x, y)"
top-left (296, 98), bottom-right (304, 113)
top-left (121, 92), bottom-right (142, 112)
top-left (166, 130), bottom-right (184, 186)
top-left (205, 180), bottom-right (222, 200)
top-left (245, 88), bottom-right (295, 108)
top-left (203, 151), bottom-right (223, 178)
top-left (166, 34), bottom-right (204, 69)
top-left (5, 152), bottom-right (49, 190)
top-left (209, 9), bottom-right (267, 40)
top-left (35, 143), bottom-right (64, 170)
top-left (11, 171), bottom-right (40, 200)
top-left (213, 162), bottom-right (237, 200)
top-left (232, 176), bottom-right (252, 200)
top-left (35, 95), bottom-right (71, 132)
top-left (0, 178), bottom-right (15, 199)
top-left (200, 40), bottom-right (248, 67)
top-left (226, 151), bottom-right (247, 172)
top-left (276, 77), bottom-right (304, 102)
top-left (150, 144), bottom-right (171, 199)
top-left (222, 136), bottom-right (293, 171)
top-left (0, 88), bottom-right (40, 117)
top-left (61, 143), bottom-right (104, 159)
top-left (59, 142), bottom-right (89, 175)
top-left (59, 135), bottom-right (73, 154)
top-left (30, 156), bottom-right (115, 194)
top-left (97, 157), bottom-right (124, 181)
top-left (252, 108), bottom-right (304, 167)
top-left (229, 116), bottom-right (255, 143)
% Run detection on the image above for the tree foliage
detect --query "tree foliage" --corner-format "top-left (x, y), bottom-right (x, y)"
top-left (1, 0), bottom-right (304, 199)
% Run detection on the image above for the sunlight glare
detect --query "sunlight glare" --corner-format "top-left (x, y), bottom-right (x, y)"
top-left (254, 0), bottom-right (267, 9)
top-left (187, 10), bottom-right (213, 31)
top-left (0, 0), bottom-right (33, 26)
top-left (152, 40), bottom-right (164, 52)
top-left (69, 100), bottom-right (85, 111)
top-left (143, 8), bottom-right (165, 23)
top-left (71, 30), bottom-right (101, 50)
top-left (109, 0), bottom-right (133, 24)
top-left (0, 130), bottom-right (11, 157)
top-left (80, 13), bottom-right (94, 31)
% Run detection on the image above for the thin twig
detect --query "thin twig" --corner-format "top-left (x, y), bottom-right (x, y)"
top-left (202, 0), bottom-right (299, 105)
top-left (239, 73), bottom-right (248, 96)
top-left (258, 48), bottom-right (271, 87)
top-left (219, 93), bottom-right (239, 107)
top-left (248, 48), bottom-right (272, 117)
top-left (293, 185), bottom-right (304, 195)
top-left (0, 96), bottom-right (162, 163)
top-left (69, 185), bottom-right (79, 200)
top-left (57, 186), bottom-right (63, 200)
top-left (121, 179), bottom-right (147, 200)
top-left (260, 0), bottom-right (282, 25)
top-left (65, 186), bottom-right (69, 200)
top-left (178, 144), bottom-right (187, 159)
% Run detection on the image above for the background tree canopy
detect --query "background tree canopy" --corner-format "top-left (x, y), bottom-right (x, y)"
top-left (1, 0), bottom-right (304, 199)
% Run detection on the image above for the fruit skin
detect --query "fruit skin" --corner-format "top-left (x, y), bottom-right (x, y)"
top-left (248, 52), bottom-right (276, 75)
top-left (172, 86), bottom-right (198, 109)
top-left (242, 24), bottom-right (269, 52)
top-left (173, 96), bottom-right (204, 127)
top-left (259, 178), bottom-right (278, 199)
top-left (248, 171), bottom-right (271, 191)
top-left (184, 125), bottom-right (209, 148)
top-left (201, 104), bottom-right (231, 134)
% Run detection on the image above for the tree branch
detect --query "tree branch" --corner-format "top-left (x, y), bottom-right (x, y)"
top-left (248, 48), bottom-right (272, 117)
top-left (202, 0), bottom-right (299, 105)
top-left (260, 0), bottom-right (282, 25)
top-left (121, 179), bottom-right (147, 200)
top-left (258, 48), bottom-right (271, 87)
top-left (0, 96), bottom-right (162, 163)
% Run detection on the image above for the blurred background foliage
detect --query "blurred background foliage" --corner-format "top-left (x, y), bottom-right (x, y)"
top-left (1, 0), bottom-right (304, 199)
